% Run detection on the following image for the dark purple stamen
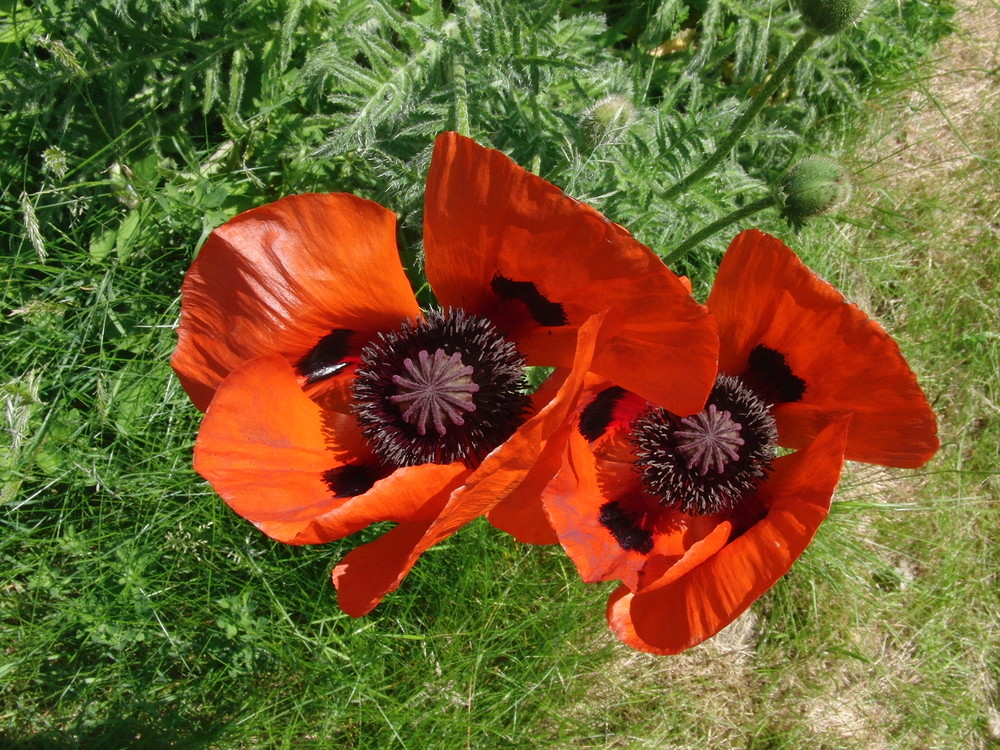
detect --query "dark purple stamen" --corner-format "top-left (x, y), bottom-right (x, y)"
top-left (629, 374), bottom-right (777, 516)
top-left (352, 309), bottom-right (531, 468)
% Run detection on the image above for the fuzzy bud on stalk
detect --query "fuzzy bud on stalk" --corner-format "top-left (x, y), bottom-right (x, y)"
top-left (581, 95), bottom-right (635, 149)
top-left (797, 0), bottom-right (867, 35)
top-left (778, 157), bottom-right (851, 227)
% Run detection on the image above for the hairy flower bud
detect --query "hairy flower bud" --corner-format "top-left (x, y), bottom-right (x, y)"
top-left (778, 157), bottom-right (851, 228)
top-left (581, 95), bottom-right (635, 149)
top-left (797, 0), bottom-right (867, 35)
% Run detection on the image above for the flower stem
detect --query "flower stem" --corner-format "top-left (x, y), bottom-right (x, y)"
top-left (663, 195), bottom-right (777, 265)
top-left (661, 30), bottom-right (820, 202)
top-left (452, 56), bottom-right (470, 137)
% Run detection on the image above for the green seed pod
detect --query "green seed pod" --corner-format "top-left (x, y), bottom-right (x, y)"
top-left (581, 95), bottom-right (635, 149)
top-left (796, 0), bottom-right (866, 35)
top-left (778, 157), bottom-right (851, 228)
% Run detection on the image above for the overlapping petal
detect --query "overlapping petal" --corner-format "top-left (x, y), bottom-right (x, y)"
top-left (709, 229), bottom-right (938, 467)
top-left (424, 132), bottom-right (718, 416)
top-left (194, 354), bottom-right (468, 545)
top-left (331, 312), bottom-right (608, 615)
top-left (607, 417), bottom-right (850, 655)
top-left (172, 193), bottom-right (420, 411)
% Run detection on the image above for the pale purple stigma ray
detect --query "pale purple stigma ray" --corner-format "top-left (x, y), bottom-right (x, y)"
top-left (390, 349), bottom-right (480, 436)
top-left (674, 404), bottom-right (745, 476)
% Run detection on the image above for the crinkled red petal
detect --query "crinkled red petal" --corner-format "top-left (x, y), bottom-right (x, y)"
top-left (607, 416), bottom-right (850, 655)
top-left (709, 229), bottom-right (937, 467)
top-left (424, 131), bottom-right (718, 415)
top-left (172, 193), bottom-right (419, 411)
top-left (194, 354), bottom-right (468, 545)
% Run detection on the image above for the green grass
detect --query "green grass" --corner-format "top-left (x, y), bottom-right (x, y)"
top-left (3, 0), bottom-right (996, 747)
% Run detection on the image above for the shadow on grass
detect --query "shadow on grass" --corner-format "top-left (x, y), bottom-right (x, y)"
top-left (1, 709), bottom-right (229, 749)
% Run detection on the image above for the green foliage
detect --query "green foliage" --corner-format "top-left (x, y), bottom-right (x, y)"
top-left (2, 0), bottom-right (955, 276)
top-left (1, 0), bottom-right (982, 747)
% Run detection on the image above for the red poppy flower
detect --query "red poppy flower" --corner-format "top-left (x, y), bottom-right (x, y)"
top-left (171, 132), bottom-right (719, 616)
top-left (508, 229), bottom-right (938, 654)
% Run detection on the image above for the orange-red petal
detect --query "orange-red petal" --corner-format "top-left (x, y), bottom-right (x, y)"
top-left (484, 369), bottom-right (575, 546)
top-left (331, 521), bottom-right (437, 618)
top-left (424, 132), bottom-right (718, 415)
top-left (172, 193), bottom-right (420, 411)
top-left (542, 426), bottom-right (734, 592)
top-left (482, 464), bottom-right (561, 545)
top-left (542, 428), bottom-right (650, 588)
top-left (606, 416), bottom-right (850, 655)
top-left (194, 354), bottom-right (468, 545)
top-left (708, 229), bottom-right (938, 468)
top-left (486, 368), bottom-right (641, 546)
top-left (331, 311), bottom-right (608, 615)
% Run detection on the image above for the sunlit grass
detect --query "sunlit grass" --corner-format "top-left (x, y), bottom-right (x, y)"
top-left (2, 0), bottom-right (995, 747)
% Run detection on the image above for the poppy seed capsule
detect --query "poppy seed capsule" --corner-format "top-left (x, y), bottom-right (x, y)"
top-left (796, 0), bottom-right (867, 35)
top-left (390, 349), bottom-right (480, 437)
top-left (778, 156), bottom-right (851, 228)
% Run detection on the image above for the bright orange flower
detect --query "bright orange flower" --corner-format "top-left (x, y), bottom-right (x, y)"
top-left (505, 229), bottom-right (938, 654)
top-left (171, 132), bottom-right (718, 616)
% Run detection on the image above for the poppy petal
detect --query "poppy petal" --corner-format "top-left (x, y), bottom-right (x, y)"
top-left (708, 229), bottom-right (937, 467)
top-left (542, 427), bottom-right (734, 592)
top-left (484, 369), bottom-right (575, 545)
top-left (486, 368), bottom-right (593, 544)
top-left (483, 469), bottom-right (560, 545)
top-left (331, 311), bottom-right (608, 615)
top-left (542, 429), bottom-right (651, 588)
top-left (424, 131), bottom-right (718, 414)
top-left (194, 354), bottom-right (468, 545)
top-left (331, 521), bottom-right (435, 617)
top-left (635, 520), bottom-right (733, 595)
top-left (606, 416), bottom-right (850, 655)
top-left (172, 193), bottom-right (420, 411)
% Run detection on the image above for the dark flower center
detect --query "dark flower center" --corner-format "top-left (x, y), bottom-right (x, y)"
top-left (629, 374), bottom-right (777, 516)
top-left (352, 309), bottom-right (531, 468)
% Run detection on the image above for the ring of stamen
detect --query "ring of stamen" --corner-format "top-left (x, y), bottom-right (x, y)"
top-left (629, 374), bottom-right (777, 516)
top-left (352, 309), bottom-right (531, 468)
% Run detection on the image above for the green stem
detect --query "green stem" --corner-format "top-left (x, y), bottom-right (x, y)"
top-left (662, 30), bottom-right (819, 202)
top-left (452, 55), bottom-right (470, 137)
top-left (663, 195), bottom-right (777, 265)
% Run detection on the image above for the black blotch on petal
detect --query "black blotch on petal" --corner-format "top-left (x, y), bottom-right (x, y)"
top-left (490, 274), bottom-right (568, 326)
top-left (297, 329), bottom-right (355, 384)
top-left (323, 463), bottom-right (379, 498)
top-left (742, 344), bottom-right (807, 404)
top-left (578, 386), bottom-right (627, 441)
top-left (598, 501), bottom-right (653, 554)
